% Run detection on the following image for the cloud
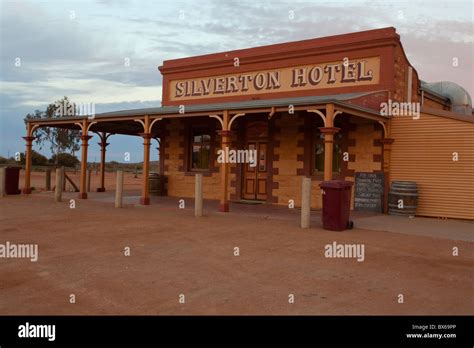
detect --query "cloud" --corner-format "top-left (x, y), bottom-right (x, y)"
top-left (1, 78), bottom-right (162, 107)
top-left (0, 0), bottom-right (472, 161)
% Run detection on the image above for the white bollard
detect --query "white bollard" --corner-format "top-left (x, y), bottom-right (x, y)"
top-left (195, 173), bottom-right (203, 217)
top-left (301, 177), bottom-right (311, 228)
top-left (55, 167), bottom-right (63, 202)
top-left (0, 167), bottom-right (6, 197)
top-left (115, 171), bottom-right (124, 208)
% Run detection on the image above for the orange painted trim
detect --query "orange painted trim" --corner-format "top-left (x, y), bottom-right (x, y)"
top-left (318, 127), bottom-right (341, 134)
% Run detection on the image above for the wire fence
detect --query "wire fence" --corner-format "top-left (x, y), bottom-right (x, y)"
top-left (0, 162), bottom-right (159, 174)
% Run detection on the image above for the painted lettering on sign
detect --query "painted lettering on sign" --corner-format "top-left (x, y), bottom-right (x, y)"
top-left (354, 172), bottom-right (385, 213)
top-left (169, 57), bottom-right (380, 101)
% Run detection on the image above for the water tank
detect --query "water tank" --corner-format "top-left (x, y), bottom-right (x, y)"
top-left (423, 81), bottom-right (472, 115)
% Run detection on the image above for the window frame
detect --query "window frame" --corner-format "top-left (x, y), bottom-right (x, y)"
top-left (312, 131), bottom-right (344, 176)
top-left (189, 128), bottom-right (212, 172)
top-left (182, 120), bottom-right (218, 176)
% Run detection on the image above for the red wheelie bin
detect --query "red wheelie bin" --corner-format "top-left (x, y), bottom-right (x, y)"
top-left (5, 167), bottom-right (21, 195)
top-left (319, 180), bottom-right (354, 231)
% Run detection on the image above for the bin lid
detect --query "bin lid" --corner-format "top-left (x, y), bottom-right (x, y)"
top-left (319, 180), bottom-right (354, 189)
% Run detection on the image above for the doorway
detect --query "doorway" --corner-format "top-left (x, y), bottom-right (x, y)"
top-left (242, 121), bottom-right (268, 201)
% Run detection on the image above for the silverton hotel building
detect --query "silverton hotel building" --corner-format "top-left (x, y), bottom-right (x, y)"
top-left (22, 28), bottom-right (474, 220)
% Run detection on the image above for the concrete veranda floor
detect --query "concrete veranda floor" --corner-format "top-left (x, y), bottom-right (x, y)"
top-left (0, 191), bottom-right (472, 315)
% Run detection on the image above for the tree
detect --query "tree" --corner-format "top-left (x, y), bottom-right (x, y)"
top-left (24, 96), bottom-right (81, 167)
top-left (31, 150), bottom-right (48, 166)
top-left (49, 153), bottom-right (80, 167)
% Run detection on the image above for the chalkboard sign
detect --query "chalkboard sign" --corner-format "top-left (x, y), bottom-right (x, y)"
top-left (354, 172), bottom-right (384, 212)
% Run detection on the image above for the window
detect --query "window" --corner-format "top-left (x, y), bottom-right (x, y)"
top-left (313, 132), bottom-right (343, 174)
top-left (190, 129), bottom-right (211, 171)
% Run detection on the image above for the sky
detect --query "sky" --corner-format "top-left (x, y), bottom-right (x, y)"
top-left (1, 0), bottom-right (473, 163)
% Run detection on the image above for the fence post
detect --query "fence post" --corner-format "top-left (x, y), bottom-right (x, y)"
top-left (45, 169), bottom-right (51, 191)
top-left (301, 177), bottom-right (311, 228)
top-left (55, 167), bottom-right (63, 202)
top-left (87, 168), bottom-right (91, 192)
top-left (62, 167), bottom-right (66, 191)
top-left (0, 167), bottom-right (6, 197)
top-left (195, 173), bottom-right (203, 217)
top-left (115, 171), bottom-right (124, 208)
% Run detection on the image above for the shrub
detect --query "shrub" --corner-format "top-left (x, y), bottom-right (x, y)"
top-left (31, 150), bottom-right (48, 166)
top-left (49, 153), bottom-right (80, 167)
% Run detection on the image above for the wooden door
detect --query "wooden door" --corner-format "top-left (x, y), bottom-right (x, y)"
top-left (242, 141), bottom-right (267, 200)
top-left (255, 142), bottom-right (267, 200)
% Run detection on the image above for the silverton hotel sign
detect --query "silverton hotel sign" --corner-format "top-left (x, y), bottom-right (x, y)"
top-left (170, 57), bottom-right (380, 101)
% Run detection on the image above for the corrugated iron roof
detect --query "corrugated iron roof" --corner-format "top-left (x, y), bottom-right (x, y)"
top-left (95, 92), bottom-right (376, 118)
top-left (26, 92), bottom-right (382, 123)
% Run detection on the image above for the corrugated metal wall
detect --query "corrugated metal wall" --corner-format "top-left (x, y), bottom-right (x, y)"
top-left (390, 112), bottom-right (474, 219)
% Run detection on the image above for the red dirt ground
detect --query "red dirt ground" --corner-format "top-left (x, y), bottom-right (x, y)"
top-left (0, 171), bottom-right (472, 315)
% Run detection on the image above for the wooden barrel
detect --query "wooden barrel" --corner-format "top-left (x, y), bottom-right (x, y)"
top-left (388, 181), bottom-right (418, 217)
top-left (148, 172), bottom-right (159, 195)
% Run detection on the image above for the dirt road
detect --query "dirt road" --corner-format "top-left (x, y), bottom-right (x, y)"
top-left (1, 187), bottom-right (472, 315)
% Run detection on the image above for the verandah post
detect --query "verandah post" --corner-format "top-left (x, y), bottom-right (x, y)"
top-left (139, 115), bottom-right (152, 205)
top-left (219, 110), bottom-right (230, 212)
top-left (22, 122), bottom-right (35, 194)
top-left (319, 104), bottom-right (339, 181)
top-left (380, 137), bottom-right (395, 214)
top-left (79, 119), bottom-right (92, 199)
top-left (97, 132), bottom-right (109, 192)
